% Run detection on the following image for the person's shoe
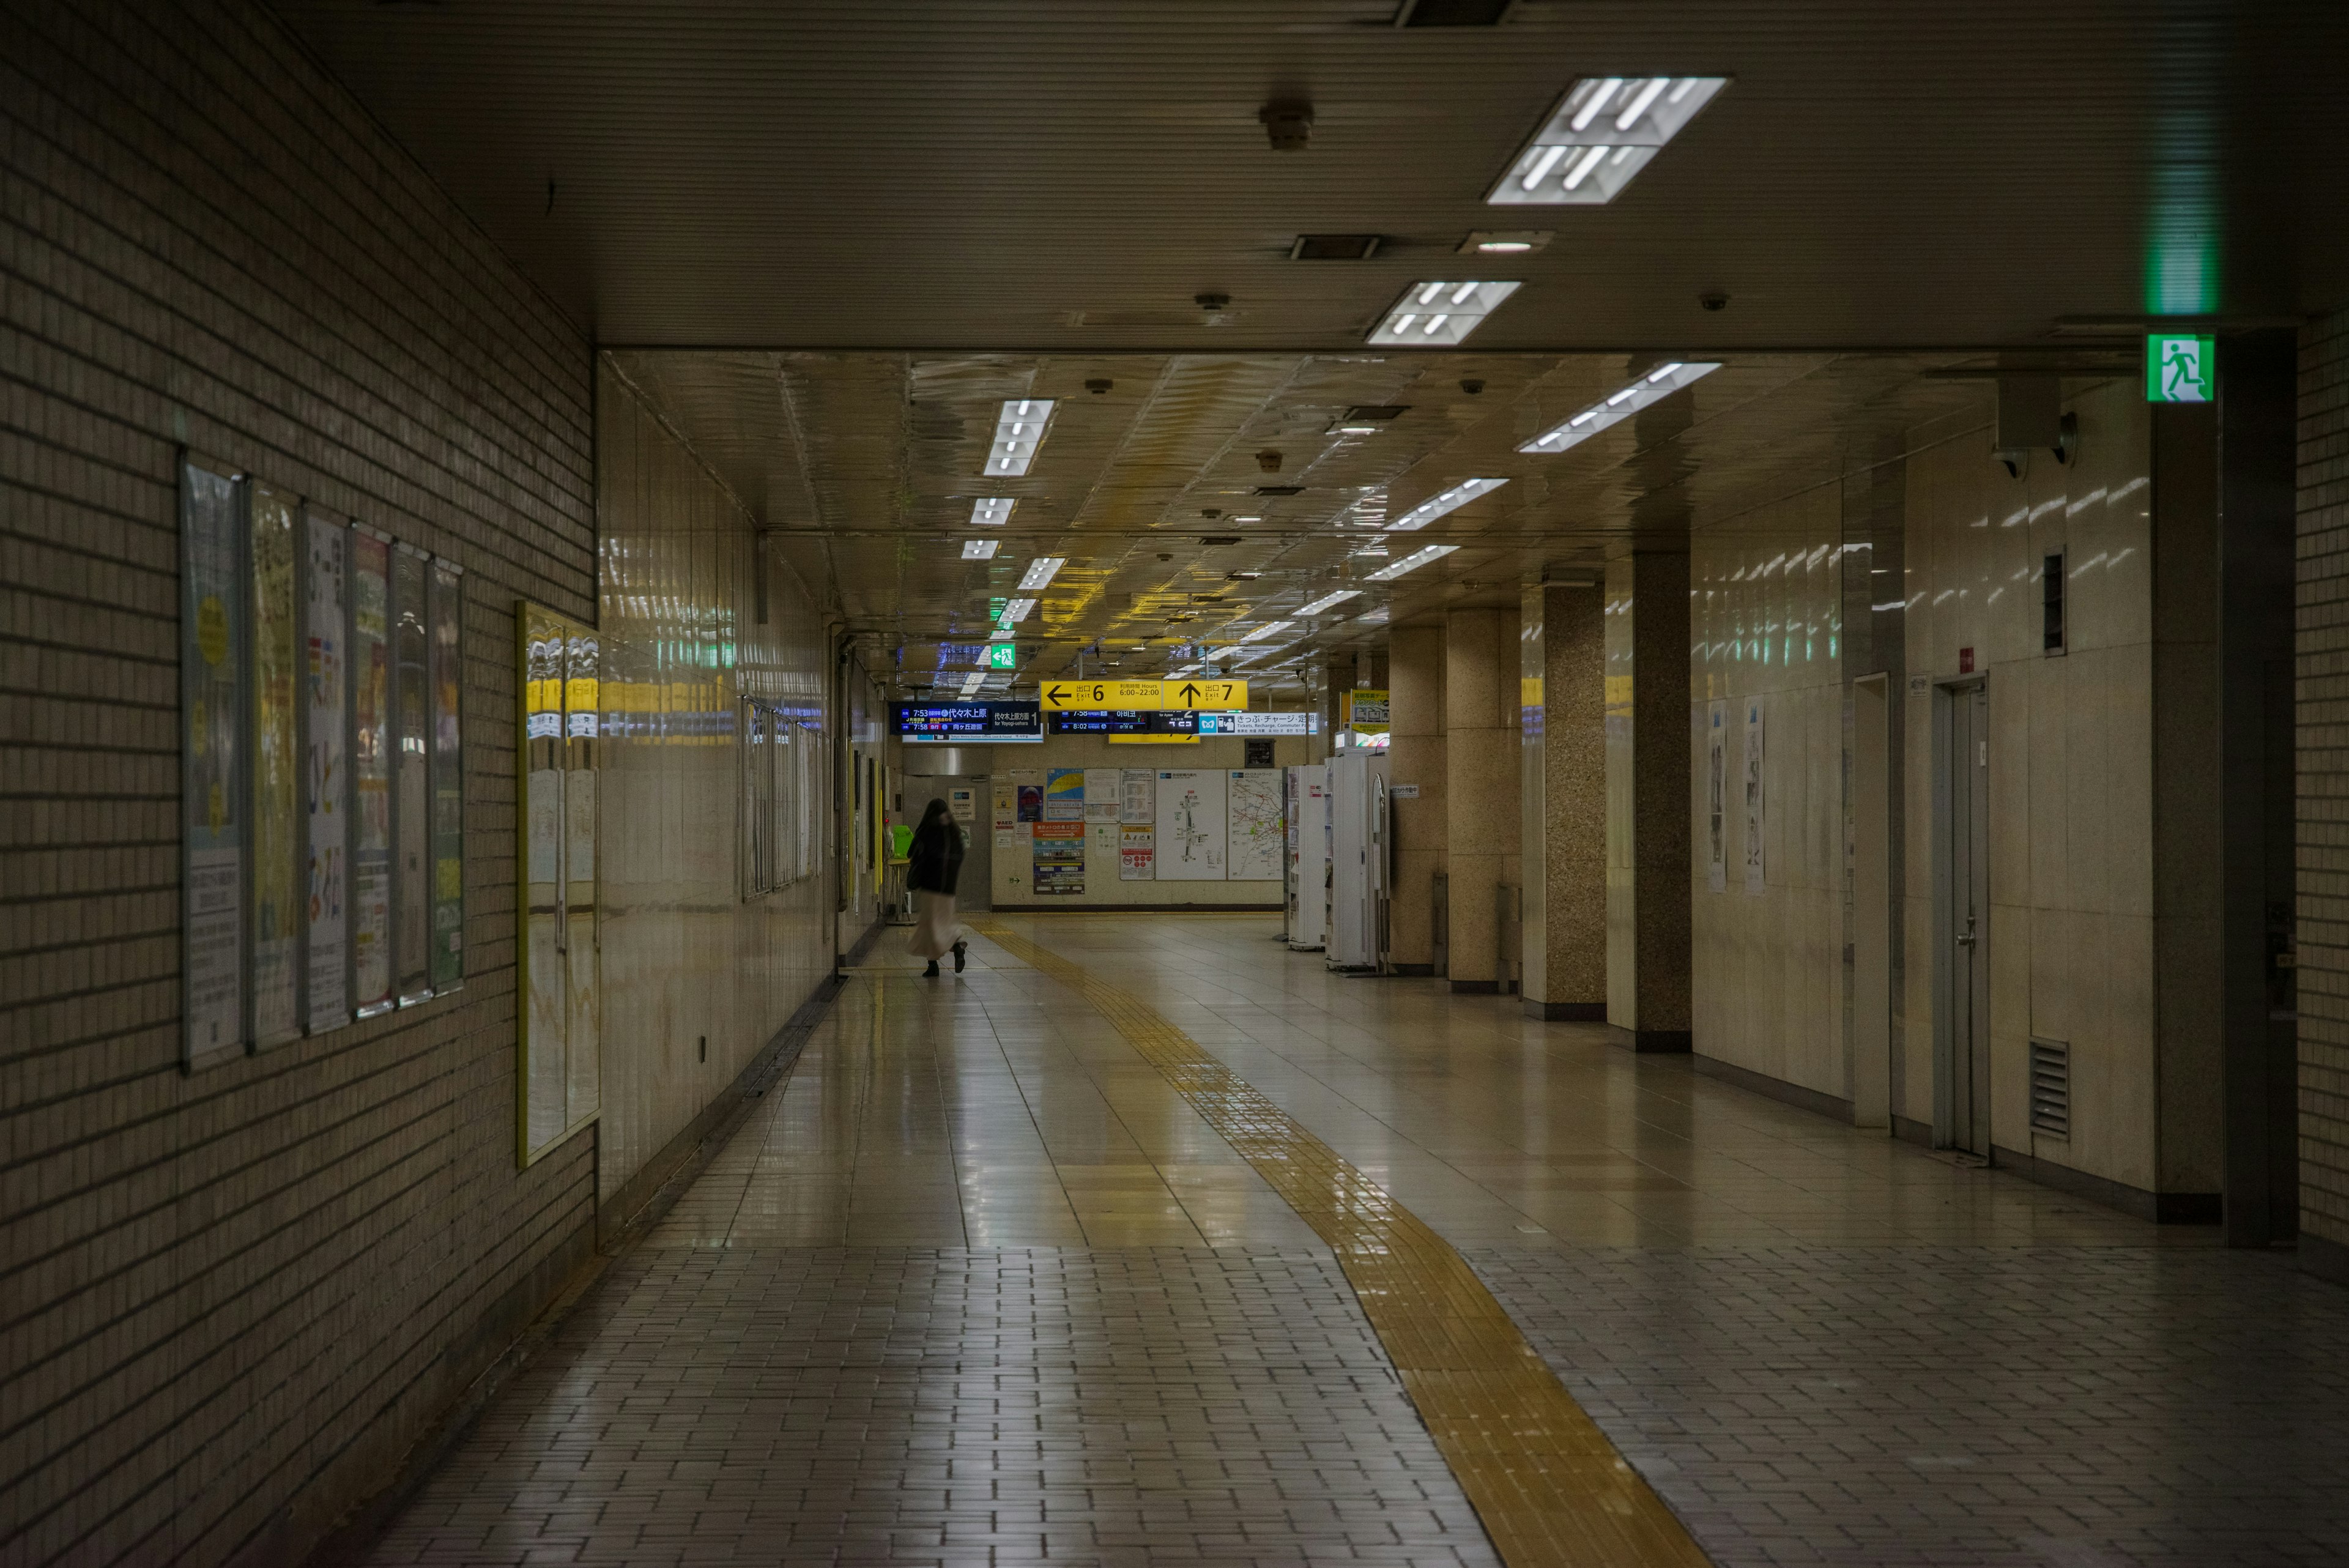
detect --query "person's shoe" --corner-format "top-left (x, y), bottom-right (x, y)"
top-left (952, 940), bottom-right (967, 973)
top-left (924, 960), bottom-right (940, 977)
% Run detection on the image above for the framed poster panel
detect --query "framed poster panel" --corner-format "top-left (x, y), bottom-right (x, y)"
top-left (349, 530), bottom-right (397, 1014)
top-left (180, 456), bottom-right (246, 1065)
top-left (1153, 769), bottom-right (1227, 880)
top-left (303, 509), bottom-right (350, 1032)
top-left (393, 546), bottom-right (433, 1003)
top-left (428, 559), bottom-right (465, 992)
top-left (248, 483), bottom-right (303, 1047)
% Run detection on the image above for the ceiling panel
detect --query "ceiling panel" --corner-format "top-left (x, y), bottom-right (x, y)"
top-left (276, 0), bottom-right (2349, 349)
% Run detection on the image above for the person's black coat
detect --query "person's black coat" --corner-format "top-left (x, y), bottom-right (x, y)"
top-left (907, 816), bottom-right (963, 896)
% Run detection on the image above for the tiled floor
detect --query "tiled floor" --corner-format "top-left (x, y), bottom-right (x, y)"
top-left (367, 913), bottom-right (2349, 1567)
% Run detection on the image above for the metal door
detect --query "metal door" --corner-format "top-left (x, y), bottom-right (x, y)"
top-left (1940, 685), bottom-right (1991, 1154)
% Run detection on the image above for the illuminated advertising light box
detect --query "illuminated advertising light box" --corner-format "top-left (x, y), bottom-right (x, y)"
top-left (896, 702), bottom-right (1044, 743)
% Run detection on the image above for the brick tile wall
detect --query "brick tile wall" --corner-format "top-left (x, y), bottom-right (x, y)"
top-left (0, 1), bottom-right (596, 1561)
top-left (2302, 307), bottom-right (2349, 1268)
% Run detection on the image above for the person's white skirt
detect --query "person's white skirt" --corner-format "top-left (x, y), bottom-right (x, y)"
top-left (907, 889), bottom-right (962, 962)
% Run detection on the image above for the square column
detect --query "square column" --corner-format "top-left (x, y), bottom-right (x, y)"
top-left (1386, 625), bottom-right (1447, 973)
top-left (1521, 584), bottom-right (1606, 1018)
top-left (1444, 607), bottom-right (1520, 991)
top-left (1605, 553), bottom-right (1693, 1049)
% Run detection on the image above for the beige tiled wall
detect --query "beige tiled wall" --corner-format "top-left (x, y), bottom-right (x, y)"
top-left (2299, 308), bottom-right (2349, 1266)
top-left (0, 1), bottom-right (596, 1560)
top-left (1690, 486), bottom-right (1849, 1095)
top-left (594, 373), bottom-right (837, 1203)
top-left (1899, 381), bottom-right (2160, 1191)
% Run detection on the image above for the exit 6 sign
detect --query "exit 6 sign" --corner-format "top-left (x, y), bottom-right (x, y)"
top-left (2146, 333), bottom-right (2214, 404)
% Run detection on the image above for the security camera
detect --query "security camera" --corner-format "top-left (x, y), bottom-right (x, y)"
top-left (1460, 378), bottom-right (1485, 395)
top-left (1698, 291), bottom-right (1730, 313)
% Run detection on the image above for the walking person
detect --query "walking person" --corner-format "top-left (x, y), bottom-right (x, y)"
top-left (905, 798), bottom-right (968, 977)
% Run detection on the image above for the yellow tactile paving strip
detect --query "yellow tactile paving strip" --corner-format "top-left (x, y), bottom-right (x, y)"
top-left (969, 920), bottom-right (1713, 1568)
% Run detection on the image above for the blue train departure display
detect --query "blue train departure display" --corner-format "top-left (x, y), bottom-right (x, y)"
top-left (1047, 710), bottom-right (1198, 737)
top-left (895, 702), bottom-right (1044, 743)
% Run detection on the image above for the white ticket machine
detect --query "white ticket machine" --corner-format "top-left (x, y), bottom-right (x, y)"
top-left (1285, 765), bottom-right (1327, 951)
top-left (1325, 748), bottom-right (1390, 972)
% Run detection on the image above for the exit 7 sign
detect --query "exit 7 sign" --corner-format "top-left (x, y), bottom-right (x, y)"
top-left (2146, 333), bottom-right (2214, 404)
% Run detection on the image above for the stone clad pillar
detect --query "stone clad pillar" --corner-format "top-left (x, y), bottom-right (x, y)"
top-left (1605, 553), bottom-right (1693, 1049)
top-left (1386, 625), bottom-right (1446, 973)
top-left (1444, 607), bottom-right (1520, 991)
top-left (1521, 583), bottom-right (1606, 1018)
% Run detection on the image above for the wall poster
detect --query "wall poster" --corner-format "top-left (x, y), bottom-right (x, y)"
top-left (1083, 768), bottom-right (1121, 822)
top-left (350, 530), bottom-right (396, 1014)
top-left (393, 546), bottom-right (433, 1003)
top-left (247, 484), bottom-right (303, 1047)
top-left (1119, 826), bottom-right (1156, 880)
top-left (180, 457), bottom-right (245, 1063)
top-left (1705, 699), bottom-right (1727, 894)
top-left (1017, 782), bottom-right (1044, 822)
top-left (1154, 769), bottom-right (1227, 880)
top-left (1044, 767), bottom-right (1086, 822)
top-left (1742, 696), bottom-right (1766, 895)
top-left (1119, 768), bottom-right (1154, 824)
top-left (428, 559), bottom-right (466, 991)
top-left (303, 510), bottom-right (349, 1032)
top-left (1226, 769), bottom-right (1285, 881)
top-left (519, 603), bottom-right (601, 1164)
top-left (1033, 820), bottom-right (1085, 894)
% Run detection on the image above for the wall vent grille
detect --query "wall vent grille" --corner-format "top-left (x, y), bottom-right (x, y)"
top-left (2028, 1038), bottom-right (2070, 1139)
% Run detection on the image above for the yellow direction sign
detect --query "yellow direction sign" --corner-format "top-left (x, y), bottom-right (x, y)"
top-left (1040, 678), bottom-right (1155, 710)
top-left (1167, 677), bottom-right (1247, 711)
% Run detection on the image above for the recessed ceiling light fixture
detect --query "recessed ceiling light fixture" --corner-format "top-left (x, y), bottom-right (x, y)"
top-left (962, 538), bottom-right (1000, 559)
top-left (959, 671), bottom-right (987, 696)
top-left (1488, 76), bottom-right (1729, 206)
top-left (1364, 543), bottom-right (1460, 582)
top-left (1389, 476), bottom-right (1508, 531)
top-left (1368, 280), bottom-right (1521, 346)
top-left (986, 399), bottom-right (1055, 475)
top-left (998, 596), bottom-right (1037, 626)
top-left (1297, 589), bottom-right (1363, 616)
top-left (1460, 230), bottom-right (1552, 254)
top-left (988, 629), bottom-right (1015, 642)
top-left (971, 497), bottom-right (1017, 527)
top-left (1018, 555), bottom-right (1064, 590)
top-left (1236, 621), bottom-right (1293, 643)
top-left (1518, 362), bottom-right (1721, 454)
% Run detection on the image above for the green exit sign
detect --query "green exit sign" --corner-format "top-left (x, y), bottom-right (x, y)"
top-left (2147, 333), bottom-right (2214, 403)
top-left (987, 644), bottom-right (1017, 669)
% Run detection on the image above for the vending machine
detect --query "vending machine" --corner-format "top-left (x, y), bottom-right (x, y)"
top-left (1284, 765), bottom-right (1327, 951)
top-left (1325, 747), bottom-right (1390, 972)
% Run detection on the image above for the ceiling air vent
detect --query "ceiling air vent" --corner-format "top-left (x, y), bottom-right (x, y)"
top-left (1254, 485), bottom-right (1305, 497)
top-left (1393, 0), bottom-right (1518, 24)
top-left (2029, 1039), bottom-right (2070, 1139)
top-left (1291, 234), bottom-right (1382, 261)
top-left (1198, 536), bottom-right (1242, 546)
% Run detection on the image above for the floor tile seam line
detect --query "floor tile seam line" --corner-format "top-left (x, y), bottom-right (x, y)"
top-left (968, 979), bottom-right (1091, 1238)
top-left (963, 919), bottom-right (1713, 1568)
top-left (916, 977), bottom-right (979, 1252)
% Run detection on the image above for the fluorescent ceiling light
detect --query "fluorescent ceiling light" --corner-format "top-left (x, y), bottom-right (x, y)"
top-left (1389, 477), bottom-right (1507, 532)
top-left (1297, 589), bottom-right (1362, 616)
top-left (1460, 230), bottom-right (1552, 255)
top-left (1019, 555), bottom-right (1064, 590)
top-left (998, 596), bottom-right (1037, 626)
top-left (970, 497), bottom-right (1016, 527)
top-left (1368, 281), bottom-right (1521, 346)
top-left (962, 538), bottom-right (999, 559)
top-left (1488, 76), bottom-right (1728, 206)
top-left (1364, 544), bottom-right (1460, 582)
top-left (989, 629), bottom-right (1015, 642)
top-left (1518, 362), bottom-right (1721, 454)
top-left (959, 671), bottom-right (986, 696)
top-left (987, 399), bottom-right (1056, 475)
top-left (1236, 621), bottom-right (1293, 643)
